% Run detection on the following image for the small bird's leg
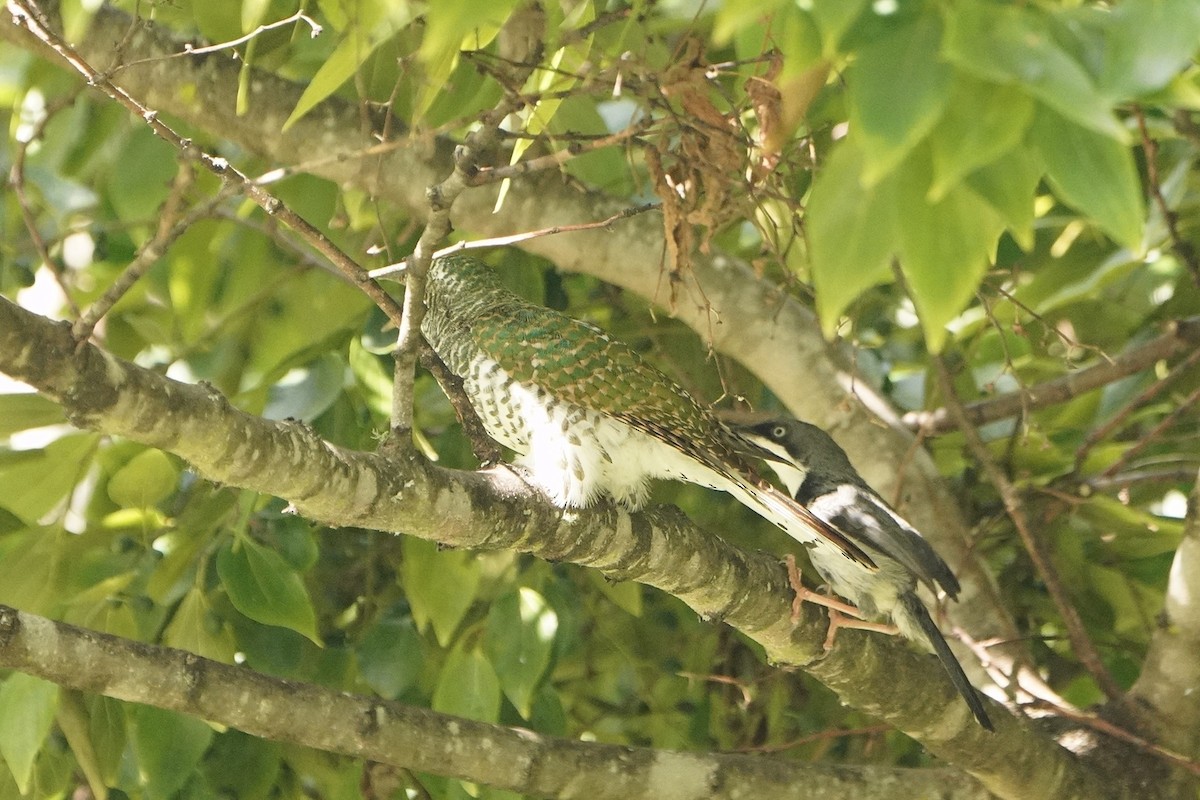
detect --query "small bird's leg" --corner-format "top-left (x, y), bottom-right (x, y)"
top-left (784, 555), bottom-right (899, 650)
top-left (784, 554), bottom-right (861, 621)
top-left (821, 609), bottom-right (900, 651)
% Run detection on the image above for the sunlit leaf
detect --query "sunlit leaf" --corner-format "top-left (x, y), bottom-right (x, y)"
top-left (849, 16), bottom-right (951, 183)
top-left (0, 674), bottom-right (59, 794)
top-left (431, 642), bottom-right (502, 723)
top-left (894, 151), bottom-right (1004, 352)
top-left (1030, 107), bottom-right (1146, 249)
top-left (401, 537), bottom-right (481, 646)
top-left (107, 448), bottom-right (179, 509)
top-left (943, 1), bottom-right (1127, 141)
top-left (806, 140), bottom-right (899, 338)
top-left (0, 393), bottom-right (66, 436)
top-left (928, 77), bottom-right (1034, 200)
top-left (483, 587), bottom-right (558, 717)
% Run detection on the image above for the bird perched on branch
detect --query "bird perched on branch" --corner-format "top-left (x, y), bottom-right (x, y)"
top-left (736, 418), bottom-right (994, 731)
top-left (420, 254), bottom-right (875, 569)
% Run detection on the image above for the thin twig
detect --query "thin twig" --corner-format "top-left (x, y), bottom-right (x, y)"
top-left (933, 355), bottom-right (1125, 702)
top-left (1026, 698), bottom-right (1200, 778)
top-left (1099, 384), bottom-right (1200, 480)
top-left (6, 0), bottom-right (405, 334)
top-left (468, 118), bottom-right (655, 185)
top-left (8, 88), bottom-right (83, 317)
top-left (368, 203), bottom-right (661, 281)
top-left (1074, 345), bottom-right (1200, 472)
top-left (904, 317), bottom-right (1200, 434)
top-left (72, 155), bottom-right (207, 342)
top-left (1135, 106), bottom-right (1200, 288)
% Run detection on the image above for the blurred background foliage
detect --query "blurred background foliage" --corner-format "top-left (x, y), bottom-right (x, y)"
top-left (1, 0), bottom-right (1199, 797)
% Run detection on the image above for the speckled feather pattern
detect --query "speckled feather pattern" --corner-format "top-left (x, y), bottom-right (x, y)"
top-left (422, 255), bottom-right (874, 565)
top-left (424, 256), bottom-right (756, 477)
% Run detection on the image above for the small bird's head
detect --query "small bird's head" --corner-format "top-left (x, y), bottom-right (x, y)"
top-left (735, 418), bottom-right (857, 497)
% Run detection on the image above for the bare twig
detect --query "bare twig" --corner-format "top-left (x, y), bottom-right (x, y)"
top-left (1074, 346), bottom-right (1200, 472)
top-left (468, 117), bottom-right (655, 185)
top-left (72, 155), bottom-right (211, 342)
top-left (1135, 106), bottom-right (1200, 288)
top-left (1098, 385), bottom-right (1200, 480)
top-left (933, 356), bottom-right (1125, 702)
top-left (368, 203), bottom-right (661, 281)
top-left (8, 87), bottom-right (83, 316)
top-left (6, 0), bottom-right (404, 331)
top-left (905, 317), bottom-right (1200, 434)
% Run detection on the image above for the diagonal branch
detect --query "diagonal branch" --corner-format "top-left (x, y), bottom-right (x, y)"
top-left (0, 2), bottom-right (1020, 659)
top-left (933, 356), bottom-right (1124, 703)
top-left (0, 288), bottom-right (1140, 800)
top-left (905, 317), bottom-right (1200, 436)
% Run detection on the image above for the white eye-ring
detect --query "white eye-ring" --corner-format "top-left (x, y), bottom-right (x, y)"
top-left (771, 425), bottom-right (786, 439)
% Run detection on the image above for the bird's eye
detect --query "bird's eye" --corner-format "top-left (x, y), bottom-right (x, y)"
top-left (771, 425), bottom-right (786, 439)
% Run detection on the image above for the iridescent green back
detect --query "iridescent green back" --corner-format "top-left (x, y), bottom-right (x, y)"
top-left (424, 255), bottom-right (758, 479)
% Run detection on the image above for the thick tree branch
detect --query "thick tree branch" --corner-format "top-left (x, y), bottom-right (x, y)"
top-left (0, 2), bottom-right (1021, 668)
top-left (0, 291), bottom-right (1142, 800)
top-left (0, 605), bottom-right (993, 800)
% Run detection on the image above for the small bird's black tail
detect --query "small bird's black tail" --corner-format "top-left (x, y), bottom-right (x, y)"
top-left (900, 592), bottom-right (995, 731)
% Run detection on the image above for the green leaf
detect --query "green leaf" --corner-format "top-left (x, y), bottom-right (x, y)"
top-left (849, 16), bottom-right (952, 183)
top-left (1099, 0), bottom-right (1200, 98)
top-left (928, 77), bottom-right (1034, 200)
top-left (586, 571), bottom-right (643, 617)
top-left (483, 588), bottom-right (558, 718)
top-left (204, 730), bottom-right (282, 800)
top-left (0, 673), bottom-right (59, 794)
top-left (217, 537), bottom-right (322, 644)
top-left (808, 0), bottom-right (870, 53)
top-left (806, 140), bottom-right (899, 338)
top-left (943, 1), bottom-right (1127, 142)
top-left (262, 354), bottom-right (347, 422)
top-left (1030, 107), bottom-right (1146, 249)
top-left (356, 617), bottom-right (424, 700)
top-left (415, 0), bottom-right (519, 116)
top-left (284, 3), bottom-right (413, 131)
top-left (132, 706), bottom-right (213, 800)
top-left (86, 695), bottom-right (126, 787)
top-left (106, 127), bottom-right (178, 222)
top-left (894, 152), bottom-right (1004, 352)
top-left (164, 586), bottom-right (238, 662)
top-left (0, 393), bottom-right (66, 436)
top-left (107, 448), bottom-right (179, 509)
top-left (0, 433), bottom-right (98, 525)
top-left (400, 537), bottom-right (480, 646)
top-left (431, 643), bottom-right (501, 723)
top-left (964, 147), bottom-right (1043, 251)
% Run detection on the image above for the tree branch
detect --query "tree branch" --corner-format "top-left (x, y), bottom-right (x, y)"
top-left (0, 291), bottom-right (1143, 800)
top-left (905, 317), bottom-right (1200, 436)
top-left (0, 605), bottom-right (997, 800)
top-left (0, 2), bottom-right (1021, 663)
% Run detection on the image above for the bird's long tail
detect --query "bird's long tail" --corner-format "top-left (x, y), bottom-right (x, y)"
top-left (899, 592), bottom-right (995, 731)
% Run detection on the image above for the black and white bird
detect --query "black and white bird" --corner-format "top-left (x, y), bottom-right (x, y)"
top-left (737, 418), bottom-right (994, 731)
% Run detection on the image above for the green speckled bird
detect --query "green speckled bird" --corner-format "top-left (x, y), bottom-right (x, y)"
top-left (421, 254), bottom-right (875, 569)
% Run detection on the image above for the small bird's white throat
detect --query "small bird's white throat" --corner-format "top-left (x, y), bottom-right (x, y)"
top-left (746, 436), bottom-right (809, 497)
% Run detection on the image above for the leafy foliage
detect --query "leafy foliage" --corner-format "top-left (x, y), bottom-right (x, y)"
top-left (1, 0), bottom-right (1199, 797)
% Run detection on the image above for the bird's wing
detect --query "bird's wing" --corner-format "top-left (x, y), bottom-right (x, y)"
top-left (819, 486), bottom-right (960, 596)
top-left (470, 306), bottom-right (876, 568)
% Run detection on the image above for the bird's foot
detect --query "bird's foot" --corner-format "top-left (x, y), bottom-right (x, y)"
top-left (820, 610), bottom-right (899, 652)
top-left (783, 554), bottom-right (861, 622)
top-left (782, 555), bottom-right (897, 650)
